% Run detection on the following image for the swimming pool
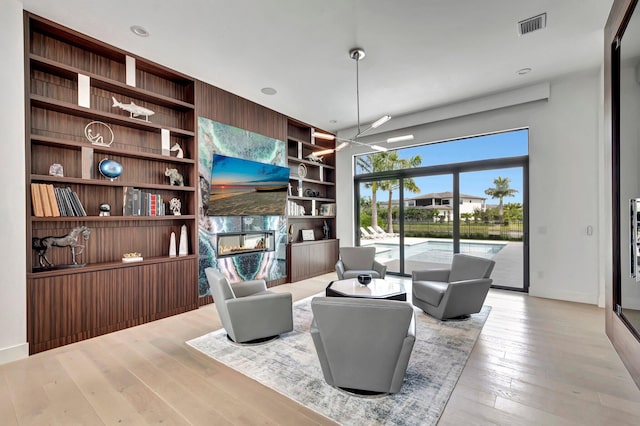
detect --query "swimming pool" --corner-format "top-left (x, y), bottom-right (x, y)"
top-left (374, 239), bottom-right (506, 264)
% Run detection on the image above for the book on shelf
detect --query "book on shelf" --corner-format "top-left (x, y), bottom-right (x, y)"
top-left (39, 183), bottom-right (53, 217)
top-left (31, 184), bottom-right (87, 217)
top-left (44, 184), bottom-right (60, 217)
top-left (30, 183), bottom-right (44, 217)
top-left (122, 187), bottom-right (167, 217)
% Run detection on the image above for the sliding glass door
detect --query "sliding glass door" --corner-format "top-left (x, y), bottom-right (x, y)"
top-left (354, 128), bottom-right (529, 291)
top-left (460, 167), bottom-right (525, 290)
top-left (402, 174), bottom-right (454, 275)
top-left (358, 179), bottom-right (401, 274)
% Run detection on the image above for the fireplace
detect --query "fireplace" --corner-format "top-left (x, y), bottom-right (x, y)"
top-left (216, 231), bottom-right (276, 257)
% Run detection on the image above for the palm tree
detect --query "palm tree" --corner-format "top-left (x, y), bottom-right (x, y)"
top-left (356, 152), bottom-right (422, 233)
top-left (484, 176), bottom-right (518, 220)
top-left (380, 154), bottom-right (422, 233)
top-left (356, 154), bottom-right (390, 229)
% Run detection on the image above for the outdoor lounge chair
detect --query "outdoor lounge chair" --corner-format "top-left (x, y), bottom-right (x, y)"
top-left (367, 226), bottom-right (387, 238)
top-left (360, 227), bottom-right (381, 239)
top-left (375, 225), bottom-right (398, 237)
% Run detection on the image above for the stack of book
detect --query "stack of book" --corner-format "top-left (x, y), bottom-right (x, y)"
top-left (31, 183), bottom-right (86, 217)
top-left (123, 187), bottom-right (166, 216)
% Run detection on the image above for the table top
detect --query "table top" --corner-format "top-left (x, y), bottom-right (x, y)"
top-left (327, 278), bottom-right (406, 299)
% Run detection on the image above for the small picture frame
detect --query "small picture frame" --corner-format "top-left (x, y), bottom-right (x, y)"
top-left (301, 229), bottom-right (315, 241)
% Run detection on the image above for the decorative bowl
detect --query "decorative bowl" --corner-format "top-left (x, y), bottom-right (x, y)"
top-left (357, 274), bottom-right (372, 285)
top-left (98, 158), bottom-right (123, 180)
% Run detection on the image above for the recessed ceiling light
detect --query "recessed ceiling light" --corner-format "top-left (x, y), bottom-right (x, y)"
top-left (261, 87), bottom-right (277, 95)
top-left (130, 25), bottom-right (149, 37)
top-left (517, 67), bottom-right (532, 75)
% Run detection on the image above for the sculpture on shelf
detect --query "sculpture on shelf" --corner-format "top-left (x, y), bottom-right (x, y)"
top-left (165, 168), bottom-right (184, 186)
top-left (288, 224), bottom-right (295, 243)
top-left (99, 203), bottom-right (111, 216)
top-left (306, 153), bottom-right (323, 163)
top-left (170, 142), bottom-right (184, 158)
top-left (179, 225), bottom-right (188, 256)
top-left (32, 225), bottom-right (91, 269)
top-left (84, 121), bottom-right (114, 147)
top-left (169, 232), bottom-right (177, 257)
top-left (169, 198), bottom-right (182, 215)
top-left (99, 158), bottom-right (123, 181)
top-left (49, 163), bottom-right (64, 177)
top-left (111, 96), bottom-right (155, 121)
top-left (323, 220), bottom-right (330, 240)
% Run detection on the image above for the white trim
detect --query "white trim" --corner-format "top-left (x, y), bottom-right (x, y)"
top-left (0, 343), bottom-right (28, 365)
top-left (337, 82), bottom-right (550, 138)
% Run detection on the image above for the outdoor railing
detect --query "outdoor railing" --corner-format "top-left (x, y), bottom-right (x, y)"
top-left (402, 220), bottom-right (523, 241)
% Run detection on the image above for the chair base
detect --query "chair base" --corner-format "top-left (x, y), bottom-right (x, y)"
top-left (447, 314), bottom-right (471, 320)
top-left (226, 334), bottom-right (280, 345)
top-left (335, 386), bottom-right (389, 398)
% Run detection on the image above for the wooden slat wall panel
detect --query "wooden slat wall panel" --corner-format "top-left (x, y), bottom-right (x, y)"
top-left (195, 81), bottom-right (287, 141)
top-left (27, 259), bottom-right (198, 354)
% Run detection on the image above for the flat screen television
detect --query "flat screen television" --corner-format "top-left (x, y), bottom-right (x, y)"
top-left (207, 154), bottom-right (290, 216)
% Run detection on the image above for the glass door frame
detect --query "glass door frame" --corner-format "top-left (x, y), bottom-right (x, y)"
top-left (354, 155), bottom-right (529, 292)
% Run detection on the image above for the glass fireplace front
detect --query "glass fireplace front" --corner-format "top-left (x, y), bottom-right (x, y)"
top-left (216, 231), bottom-right (275, 257)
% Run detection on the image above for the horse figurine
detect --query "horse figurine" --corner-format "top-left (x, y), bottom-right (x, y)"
top-left (170, 142), bottom-right (184, 158)
top-left (165, 168), bottom-right (184, 186)
top-left (32, 225), bottom-right (91, 268)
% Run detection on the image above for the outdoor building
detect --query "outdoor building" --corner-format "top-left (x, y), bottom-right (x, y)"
top-left (405, 191), bottom-right (486, 221)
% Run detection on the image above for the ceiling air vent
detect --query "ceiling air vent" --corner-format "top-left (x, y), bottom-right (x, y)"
top-left (518, 13), bottom-right (547, 36)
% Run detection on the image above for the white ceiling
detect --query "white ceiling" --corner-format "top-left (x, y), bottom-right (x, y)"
top-left (21, 0), bottom-right (612, 133)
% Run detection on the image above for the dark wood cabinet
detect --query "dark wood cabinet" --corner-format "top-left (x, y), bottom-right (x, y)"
top-left (286, 239), bottom-right (339, 283)
top-left (24, 13), bottom-right (198, 354)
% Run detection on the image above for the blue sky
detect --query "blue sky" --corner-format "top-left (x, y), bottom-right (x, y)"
top-left (357, 129), bottom-right (527, 204)
top-left (211, 154), bottom-right (289, 187)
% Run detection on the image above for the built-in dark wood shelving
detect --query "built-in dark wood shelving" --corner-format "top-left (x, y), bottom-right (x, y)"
top-left (30, 55), bottom-right (195, 110)
top-left (287, 155), bottom-right (336, 170)
top-left (286, 120), bottom-right (338, 282)
top-left (25, 12), bottom-right (199, 355)
top-left (31, 135), bottom-right (195, 164)
top-left (31, 95), bottom-right (195, 137)
top-left (31, 215), bottom-right (196, 222)
top-left (30, 174), bottom-right (196, 191)
top-left (27, 254), bottom-right (197, 278)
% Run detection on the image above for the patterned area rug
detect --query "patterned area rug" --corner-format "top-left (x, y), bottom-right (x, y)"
top-left (187, 296), bottom-right (490, 425)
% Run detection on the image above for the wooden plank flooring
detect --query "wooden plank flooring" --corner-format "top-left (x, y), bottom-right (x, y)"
top-left (1, 273), bottom-right (639, 425)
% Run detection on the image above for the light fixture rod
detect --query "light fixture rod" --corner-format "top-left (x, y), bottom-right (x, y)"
top-left (356, 50), bottom-right (361, 135)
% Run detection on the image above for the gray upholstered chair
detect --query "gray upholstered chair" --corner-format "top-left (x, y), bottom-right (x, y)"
top-left (412, 254), bottom-right (495, 320)
top-left (335, 246), bottom-right (387, 280)
top-left (310, 297), bottom-right (415, 395)
top-left (205, 267), bottom-right (293, 343)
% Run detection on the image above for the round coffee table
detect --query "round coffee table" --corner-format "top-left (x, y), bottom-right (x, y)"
top-left (326, 278), bottom-right (407, 301)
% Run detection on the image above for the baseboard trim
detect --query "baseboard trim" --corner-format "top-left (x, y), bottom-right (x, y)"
top-left (529, 287), bottom-right (597, 305)
top-left (0, 342), bottom-right (28, 365)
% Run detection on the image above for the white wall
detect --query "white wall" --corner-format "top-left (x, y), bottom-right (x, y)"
top-left (0, 0), bottom-right (28, 364)
top-left (337, 70), bottom-right (603, 305)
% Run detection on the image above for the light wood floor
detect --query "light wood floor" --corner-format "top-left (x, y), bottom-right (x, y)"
top-left (2, 273), bottom-right (640, 425)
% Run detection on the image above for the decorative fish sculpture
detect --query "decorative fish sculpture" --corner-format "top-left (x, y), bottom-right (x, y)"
top-left (306, 153), bottom-right (323, 163)
top-left (111, 96), bottom-right (155, 121)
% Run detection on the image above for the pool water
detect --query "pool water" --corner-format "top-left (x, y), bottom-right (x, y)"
top-left (375, 240), bottom-right (506, 264)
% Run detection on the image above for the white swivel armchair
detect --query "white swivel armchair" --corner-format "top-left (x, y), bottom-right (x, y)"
top-left (412, 254), bottom-right (495, 320)
top-left (205, 267), bottom-right (293, 343)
